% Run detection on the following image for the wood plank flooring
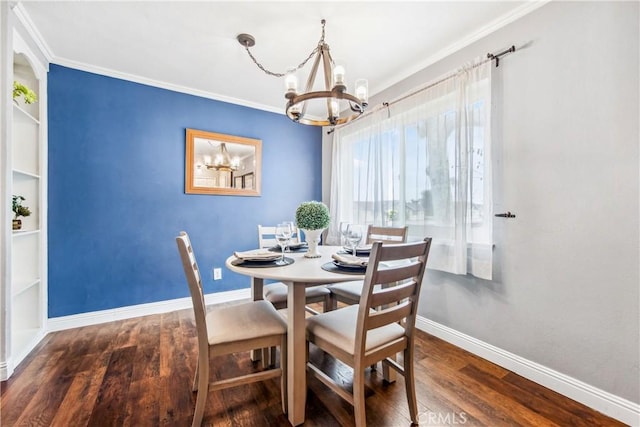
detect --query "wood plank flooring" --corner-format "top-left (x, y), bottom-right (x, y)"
top-left (1, 305), bottom-right (626, 427)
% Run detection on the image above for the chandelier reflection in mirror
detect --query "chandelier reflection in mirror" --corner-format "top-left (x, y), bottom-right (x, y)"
top-left (204, 143), bottom-right (240, 172)
top-left (237, 19), bottom-right (368, 126)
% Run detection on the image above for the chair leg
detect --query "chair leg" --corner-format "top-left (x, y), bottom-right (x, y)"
top-left (323, 292), bottom-right (333, 312)
top-left (328, 293), bottom-right (338, 311)
top-left (261, 347), bottom-right (271, 368)
top-left (353, 365), bottom-right (367, 427)
top-left (280, 335), bottom-right (288, 414)
top-left (404, 347), bottom-right (418, 424)
top-left (192, 357), bottom-right (209, 427)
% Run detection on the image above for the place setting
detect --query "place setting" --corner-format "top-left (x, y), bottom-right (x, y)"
top-left (231, 249), bottom-right (294, 267)
top-left (231, 222), bottom-right (297, 267)
top-left (321, 223), bottom-right (370, 274)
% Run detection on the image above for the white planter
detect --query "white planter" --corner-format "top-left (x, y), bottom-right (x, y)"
top-left (300, 228), bottom-right (324, 258)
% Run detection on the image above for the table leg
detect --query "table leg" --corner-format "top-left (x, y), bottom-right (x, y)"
top-left (251, 277), bottom-right (264, 363)
top-left (287, 281), bottom-right (306, 425)
top-left (251, 277), bottom-right (264, 301)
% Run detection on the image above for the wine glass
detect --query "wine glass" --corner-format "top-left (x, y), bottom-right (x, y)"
top-left (275, 223), bottom-right (292, 264)
top-left (283, 221), bottom-right (295, 252)
top-left (345, 224), bottom-right (363, 255)
top-left (339, 222), bottom-right (351, 247)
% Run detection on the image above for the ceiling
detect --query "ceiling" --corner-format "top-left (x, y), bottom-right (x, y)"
top-left (18, 1), bottom-right (540, 116)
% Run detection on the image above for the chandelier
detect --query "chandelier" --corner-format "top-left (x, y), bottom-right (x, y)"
top-left (237, 19), bottom-right (368, 126)
top-left (204, 143), bottom-right (239, 172)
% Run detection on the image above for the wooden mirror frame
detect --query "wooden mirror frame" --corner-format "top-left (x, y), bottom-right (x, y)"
top-left (185, 128), bottom-right (262, 196)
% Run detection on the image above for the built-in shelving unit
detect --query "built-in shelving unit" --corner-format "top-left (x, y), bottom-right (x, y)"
top-left (1, 3), bottom-right (48, 380)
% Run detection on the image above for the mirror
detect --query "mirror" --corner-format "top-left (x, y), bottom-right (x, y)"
top-left (185, 128), bottom-right (262, 196)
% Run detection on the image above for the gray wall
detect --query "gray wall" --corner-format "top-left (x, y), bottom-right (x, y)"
top-left (324, 1), bottom-right (639, 404)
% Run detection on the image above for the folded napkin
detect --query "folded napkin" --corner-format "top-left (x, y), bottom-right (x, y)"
top-left (332, 253), bottom-right (368, 267)
top-left (343, 244), bottom-right (372, 254)
top-left (234, 249), bottom-right (281, 261)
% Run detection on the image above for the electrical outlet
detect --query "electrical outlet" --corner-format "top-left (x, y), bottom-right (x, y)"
top-left (213, 268), bottom-right (222, 280)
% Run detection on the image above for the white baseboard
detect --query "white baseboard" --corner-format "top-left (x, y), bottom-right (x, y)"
top-left (416, 316), bottom-right (640, 427)
top-left (0, 360), bottom-right (10, 380)
top-left (47, 288), bottom-right (251, 332)
top-left (36, 295), bottom-right (640, 426)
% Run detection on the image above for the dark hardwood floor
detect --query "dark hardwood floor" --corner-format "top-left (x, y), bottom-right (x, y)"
top-left (1, 304), bottom-right (625, 427)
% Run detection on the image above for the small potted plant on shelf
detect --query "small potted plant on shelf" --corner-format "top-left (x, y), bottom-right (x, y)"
top-left (295, 201), bottom-right (330, 258)
top-left (12, 195), bottom-right (31, 231)
top-left (13, 81), bottom-right (37, 105)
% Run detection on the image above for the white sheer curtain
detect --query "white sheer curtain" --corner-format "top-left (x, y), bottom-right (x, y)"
top-left (329, 59), bottom-right (493, 279)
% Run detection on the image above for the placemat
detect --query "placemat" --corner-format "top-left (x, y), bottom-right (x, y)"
top-left (231, 257), bottom-right (294, 268)
top-left (321, 261), bottom-right (366, 275)
top-left (268, 246), bottom-right (308, 253)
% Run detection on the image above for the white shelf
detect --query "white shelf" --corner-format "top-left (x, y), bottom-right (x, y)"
top-left (13, 102), bottom-right (39, 124)
top-left (12, 278), bottom-right (41, 298)
top-left (2, 25), bottom-right (48, 380)
top-left (12, 228), bottom-right (40, 237)
top-left (13, 168), bottom-right (40, 179)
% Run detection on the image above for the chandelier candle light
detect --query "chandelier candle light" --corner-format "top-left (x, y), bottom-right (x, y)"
top-left (237, 19), bottom-right (368, 126)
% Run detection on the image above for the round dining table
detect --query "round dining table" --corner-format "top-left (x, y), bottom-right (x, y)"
top-left (226, 245), bottom-right (364, 426)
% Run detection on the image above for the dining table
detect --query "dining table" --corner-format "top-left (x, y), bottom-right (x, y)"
top-left (225, 244), bottom-right (366, 426)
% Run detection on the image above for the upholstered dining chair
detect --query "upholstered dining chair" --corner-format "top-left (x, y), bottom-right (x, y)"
top-left (328, 225), bottom-right (409, 308)
top-left (306, 238), bottom-right (432, 427)
top-left (176, 231), bottom-right (287, 427)
top-left (258, 224), bottom-right (332, 314)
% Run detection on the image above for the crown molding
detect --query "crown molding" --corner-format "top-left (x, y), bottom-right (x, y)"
top-left (370, 0), bottom-right (551, 96)
top-left (13, 0), bottom-right (549, 115)
top-left (11, 2), bottom-right (54, 63)
top-left (12, 2), bottom-right (284, 114)
top-left (53, 56), bottom-right (286, 115)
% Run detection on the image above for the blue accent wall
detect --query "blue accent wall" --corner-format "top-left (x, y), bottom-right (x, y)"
top-left (48, 64), bottom-right (322, 317)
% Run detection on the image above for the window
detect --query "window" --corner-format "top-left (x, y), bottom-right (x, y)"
top-left (330, 60), bottom-right (493, 279)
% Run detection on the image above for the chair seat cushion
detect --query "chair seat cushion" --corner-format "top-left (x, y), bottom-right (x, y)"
top-left (306, 305), bottom-right (404, 355)
top-left (264, 282), bottom-right (330, 303)
top-left (206, 300), bottom-right (286, 346)
top-left (327, 280), bottom-right (365, 301)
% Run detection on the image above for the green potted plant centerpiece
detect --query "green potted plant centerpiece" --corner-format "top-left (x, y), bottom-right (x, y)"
top-left (13, 81), bottom-right (38, 105)
top-left (12, 195), bottom-right (31, 231)
top-left (295, 201), bottom-right (330, 258)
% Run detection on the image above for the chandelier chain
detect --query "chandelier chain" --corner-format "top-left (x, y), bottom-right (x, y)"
top-left (241, 19), bottom-right (327, 78)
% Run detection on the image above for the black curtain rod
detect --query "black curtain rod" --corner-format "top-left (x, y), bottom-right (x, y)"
top-left (327, 45), bottom-right (517, 135)
top-left (487, 45), bottom-right (516, 67)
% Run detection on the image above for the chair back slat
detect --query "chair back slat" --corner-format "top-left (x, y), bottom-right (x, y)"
top-left (366, 225), bottom-right (408, 244)
top-left (367, 300), bottom-right (412, 330)
top-left (374, 263), bottom-right (422, 285)
top-left (370, 280), bottom-right (417, 308)
top-left (258, 224), bottom-right (301, 248)
top-left (355, 238), bottom-right (431, 358)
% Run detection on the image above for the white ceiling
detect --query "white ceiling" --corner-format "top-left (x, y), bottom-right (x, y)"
top-left (18, 1), bottom-right (541, 115)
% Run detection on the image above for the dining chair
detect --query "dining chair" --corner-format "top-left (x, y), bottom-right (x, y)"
top-left (328, 225), bottom-right (409, 308)
top-left (306, 238), bottom-right (432, 427)
top-left (258, 224), bottom-right (332, 314)
top-left (176, 231), bottom-right (287, 427)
